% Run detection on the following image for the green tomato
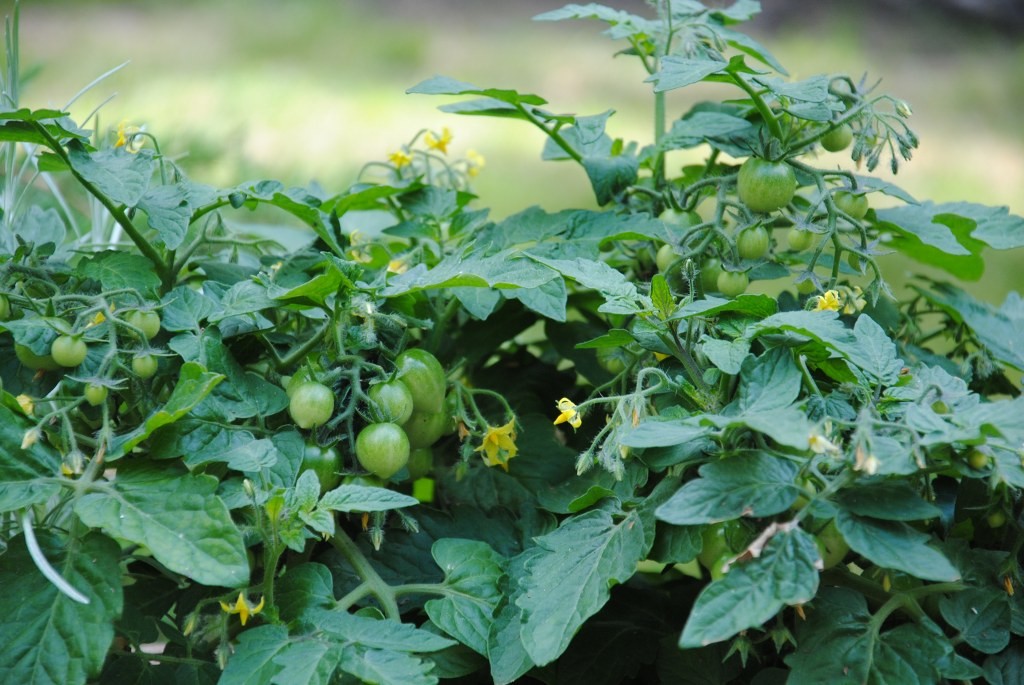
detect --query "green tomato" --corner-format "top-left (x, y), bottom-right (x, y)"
top-left (987, 510), bottom-right (1007, 528)
top-left (0, 294), bottom-right (10, 320)
top-left (15, 343), bottom-right (60, 371)
top-left (368, 380), bottom-right (415, 425)
top-left (737, 158), bottom-right (796, 213)
top-left (356, 422), bottom-right (411, 479)
top-left (847, 251), bottom-right (863, 273)
top-left (787, 228), bottom-right (816, 252)
top-left (814, 520), bottom-right (850, 569)
top-left (834, 191), bottom-right (869, 220)
top-left (394, 348), bottom-right (447, 414)
top-left (700, 258), bottom-right (723, 294)
top-left (796, 278), bottom-right (817, 295)
top-left (51, 335), bottom-right (88, 368)
top-left (84, 383), bottom-right (109, 407)
top-left (736, 225), bottom-right (770, 260)
top-left (301, 443), bottom-right (342, 492)
top-left (659, 208), bottom-right (701, 227)
top-left (716, 270), bottom-right (749, 298)
top-left (708, 554), bottom-right (732, 582)
top-left (401, 410), bottom-right (449, 449)
top-left (596, 346), bottom-right (628, 375)
top-left (288, 381), bottom-right (334, 429)
top-left (655, 243), bottom-right (676, 273)
top-left (697, 520), bottom-right (747, 571)
top-left (126, 310), bottom-right (162, 340)
top-left (967, 448), bottom-right (991, 470)
top-left (820, 123), bottom-right (853, 152)
top-left (132, 353), bottom-right (159, 379)
top-left (407, 446), bottom-right (435, 481)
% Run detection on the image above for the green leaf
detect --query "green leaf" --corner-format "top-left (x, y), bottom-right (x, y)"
top-left (307, 608), bottom-right (456, 652)
top-left (136, 183), bottom-right (191, 249)
top-left (208, 280), bottom-right (276, 323)
top-left (834, 510), bottom-right (960, 582)
top-left (272, 641), bottom-right (343, 685)
top-left (200, 329), bottom-right (288, 420)
top-left (107, 362), bottom-right (224, 458)
top-left (574, 328), bottom-right (635, 349)
top-left (219, 625), bottom-right (292, 685)
top-left (701, 337), bottom-right (752, 375)
top-left (875, 202), bottom-right (986, 280)
top-left (0, 403), bottom-right (61, 513)
top-left (984, 643), bottom-right (1024, 685)
top-left (78, 251), bottom-right (161, 295)
top-left (516, 507), bottom-right (645, 666)
top-left (939, 587), bottom-right (1011, 654)
top-left (664, 110), bottom-right (757, 151)
top-left (678, 293), bottom-right (778, 320)
top-left (842, 314), bottom-right (904, 386)
top-left (526, 255), bottom-right (640, 313)
top-left (66, 142), bottom-right (155, 206)
top-left (944, 201), bottom-right (1024, 250)
top-left (275, 563), bottom-right (337, 624)
top-left (916, 282), bottom-right (1024, 371)
top-left (424, 539), bottom-right (505, 656)
top-left (835, 480), bottom-right (942, 521)
top-left (621, 419), bottom-right (712, 448)
top-left (319, 485), bottom-right (419, 513)
top-left (338, 647), bottom-right (437, 685)
top-left (0, 532), bottom-right (123, 685)
top-left (787, 587), bottom-right (951, 683)
top-left (735, 347), bottom-right (802, 413)
top-left (408, 75), bottom-right (547, 106)
top-left (160, 286), bottom-right (217, 332)
top-left (74, 463), bottom-right (249, 587)
top-left (646, 56), bottom-right (730, 92)
top-left (655, 452), bottom-right (800, 525)
top-left (502, 276), bottom-right (567, 321)
top-left (680, 526), bottom-right (819, 647)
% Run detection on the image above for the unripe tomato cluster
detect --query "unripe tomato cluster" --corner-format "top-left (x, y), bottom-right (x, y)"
top-left (288, 348), bottom-right (451, 482)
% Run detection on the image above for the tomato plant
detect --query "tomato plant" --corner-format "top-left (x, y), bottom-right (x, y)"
top-left (736, 157), bottom-right (796, 213)
top-left (0, 3), bottom-right (1021, 684)
top-left (356, 422), bottom-right (411, 479)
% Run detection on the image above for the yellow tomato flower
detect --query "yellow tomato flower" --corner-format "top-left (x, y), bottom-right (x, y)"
top-left (813, 289), bottom-right (842, 312)
top-left (389, 150), bottom-right (413, 168)
top-left (808, 432), bottom-right (839, 455)
top-left (466, 149), bottom-right (486, 177)
top-left (424, 127), bottom-right (453, 154)
top-left (840, 285), bottom-right (867, 315)
top-left (476, 419), bottom-right (518, 471)
top-left (16, 394), bottom-right (34, 416)
top-left (553, 397), bottom-right (582, 430)
top-left (219, 592), bottom-right (265, 626)
top-left (115, 120), bottom-right (145, 153)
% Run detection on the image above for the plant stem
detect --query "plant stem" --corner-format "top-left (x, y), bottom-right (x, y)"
top-left (329, 530), bottom-right (400, 620)
top-left (727, 69), bottom-right (784, 143)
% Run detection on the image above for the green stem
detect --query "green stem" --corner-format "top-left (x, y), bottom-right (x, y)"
top-left (261, 543), bottom-right (284, 610)
top-left (515, 103), bottom-right (583, 164)
top-left (726, 69), bottom-right (784, 143)
top-left (329, 530), bottom-right (400, 620)
top-left (653, 88), bottom-right (666, 190)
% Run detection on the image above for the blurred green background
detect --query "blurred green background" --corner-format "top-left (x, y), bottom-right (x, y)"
top-left (9, 0), bottom-right (1024, 300)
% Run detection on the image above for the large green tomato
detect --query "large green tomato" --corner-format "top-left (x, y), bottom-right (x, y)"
top-left (814, 520), bottom-right (850, 569)
top-left (401, 410), bottom-right (448, 449)
top-left (659, 208), bottom-right (701, 228)
top-left (356, 422), bottom-right (411, 479)
top-left (51, 335), bottom-right (88, 368)
top-left (737, 158), bottom-right (796, 213)
top-left (368, 380), bottom-right (415, 424)
top-left (288, 381), bottom-right (335, 429)
top-left (394, 349), bottom-right (446, 414)
top-left (301, 444), bottom-right (342, 492)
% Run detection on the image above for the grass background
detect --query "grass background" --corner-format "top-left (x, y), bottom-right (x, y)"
top-left (11, 0), bottom-right (1024, 302)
